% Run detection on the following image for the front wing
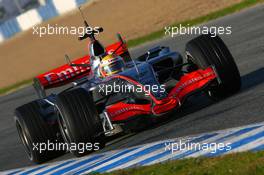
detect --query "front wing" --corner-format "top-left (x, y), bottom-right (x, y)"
top-left (106, 67), bottom-right (217, 122)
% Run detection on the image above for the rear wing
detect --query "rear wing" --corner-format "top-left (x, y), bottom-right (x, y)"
top-left (33, 41), bottom-right (130, 97)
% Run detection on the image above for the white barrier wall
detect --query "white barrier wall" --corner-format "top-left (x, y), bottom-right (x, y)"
top-left (16, 9), bottom-right (43, 31)
top-left (0, 0), bottom-right (88, 43)
top-left (0, 32), bottom-right (4, 43)
top-left (52, 0), bottom-right (77, 14)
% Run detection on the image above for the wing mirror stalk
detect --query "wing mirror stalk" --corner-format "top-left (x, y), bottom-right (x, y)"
top-left (65, 54), bottom-right (90, 67)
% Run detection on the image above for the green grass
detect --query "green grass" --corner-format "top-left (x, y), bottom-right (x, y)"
top-left (1, 0), bottom-right (263, 95)
top-left (97, 151), bottom-right (264, 175)
top-left (0, 79), bottom-right (32, 95)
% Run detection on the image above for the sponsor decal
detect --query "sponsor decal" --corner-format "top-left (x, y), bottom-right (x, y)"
top-left (44, 61), bottom-right (90, 84)
top-left (174, 71), bottom-right (214, 94)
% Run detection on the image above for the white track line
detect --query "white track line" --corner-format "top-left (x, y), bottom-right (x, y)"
top-left (2, 122), bottom-right (264, 175)
top-left (226, 136), bottom-right (264, 154)
top-left (74, 141), bottom-right (172, 174)
top-left (145, 125), bottom-right (262, 166)
top-left (186, 125), bottom-right (264, 158)
top-left (94, 132), bottom-right (231, 172)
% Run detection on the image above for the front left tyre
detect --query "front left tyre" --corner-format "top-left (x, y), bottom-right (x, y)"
top-left (15, 101), bottom-right (63, 163)
top-left (56, 88), bottom-right (105, 157)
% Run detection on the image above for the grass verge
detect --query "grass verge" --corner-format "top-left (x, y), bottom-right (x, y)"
top-left (0, 79), bottom-right (32, 95)
top-left (98, 151), bottom-right (264, 175)
top-left (1, 0), bottom-right (263, 95)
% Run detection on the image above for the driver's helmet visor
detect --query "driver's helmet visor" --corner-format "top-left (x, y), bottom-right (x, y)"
top-left (102, 59), bottom-right (125, 75)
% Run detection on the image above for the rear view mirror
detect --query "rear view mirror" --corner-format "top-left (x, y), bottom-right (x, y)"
top-left (65, 54), bottom-right (90, 67)
top-left (117, 33), bottom-right (125, 44)
top-left (65, 54), bottom-right (72, 65)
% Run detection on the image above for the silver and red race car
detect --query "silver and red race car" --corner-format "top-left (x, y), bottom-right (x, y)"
top-left (14, 18), bottom-right (241, 163)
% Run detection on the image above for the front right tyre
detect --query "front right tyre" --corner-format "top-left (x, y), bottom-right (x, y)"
top-left (185, 34), bottom-right (241, 98)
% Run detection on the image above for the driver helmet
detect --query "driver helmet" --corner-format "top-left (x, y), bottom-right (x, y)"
top-left (99, 54), bottom-right (125, 77)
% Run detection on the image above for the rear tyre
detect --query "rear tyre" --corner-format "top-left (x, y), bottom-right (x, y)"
top-left (185, 34), bottom-right (241, 98)
top-left (15, 101), bottom-right (63, 163)
top-left (56, 88), bottom-right (105, 157)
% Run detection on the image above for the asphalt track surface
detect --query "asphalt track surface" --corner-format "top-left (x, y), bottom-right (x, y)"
top-left (0, 4), bottom-right (264, 171)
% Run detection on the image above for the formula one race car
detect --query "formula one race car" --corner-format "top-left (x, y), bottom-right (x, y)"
top-left (14, 17), bottom-right (241, 163)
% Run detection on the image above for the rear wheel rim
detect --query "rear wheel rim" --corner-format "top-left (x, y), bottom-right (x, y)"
top-left (57, 109), bottom-right (71, 144)
top-left (16, 120), bottom-right (33, 161)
